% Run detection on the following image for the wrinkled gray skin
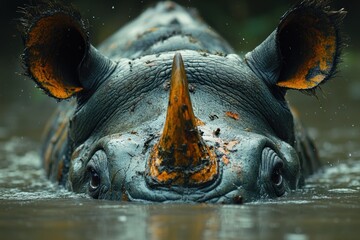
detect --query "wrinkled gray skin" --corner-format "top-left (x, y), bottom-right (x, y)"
top-left (41, 2), bottom-right (323, 203)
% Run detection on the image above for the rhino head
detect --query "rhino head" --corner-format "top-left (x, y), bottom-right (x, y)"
top-left (20, 0), bottom-right (345, 203)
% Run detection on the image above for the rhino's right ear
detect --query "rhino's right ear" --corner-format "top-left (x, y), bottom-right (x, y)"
top-left (245, 0), bottom-right (346, 93)
top-left (19, 1), bottom-right (114, 99)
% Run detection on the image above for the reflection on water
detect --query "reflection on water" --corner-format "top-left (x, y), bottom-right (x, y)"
top-left (0, 134), bottom-right (359, 240)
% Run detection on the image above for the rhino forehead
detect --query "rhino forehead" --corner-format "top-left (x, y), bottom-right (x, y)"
top-left (69, 51), bottom-right (293, 147)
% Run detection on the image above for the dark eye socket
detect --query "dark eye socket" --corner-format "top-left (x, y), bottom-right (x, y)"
top-left (85, 150), bottom-right (109, 199)
top-left (271, 161), bottom-right (284, 186)
top-left (261, 147), bottom-right (286, 197)
top-left (89, 167), bottom-right (101, 190)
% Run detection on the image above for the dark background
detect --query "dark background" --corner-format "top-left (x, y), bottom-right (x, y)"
top-left (0, 0), bottom-right (359, 141)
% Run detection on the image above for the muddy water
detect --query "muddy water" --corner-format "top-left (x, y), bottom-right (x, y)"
top-left (1, 55), bottom-right (360, 239)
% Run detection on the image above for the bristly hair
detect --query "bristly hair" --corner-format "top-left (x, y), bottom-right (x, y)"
top-left (286, 0), bottom-right (347, 96)
top-left (17, 0), bottom-right (89, 99)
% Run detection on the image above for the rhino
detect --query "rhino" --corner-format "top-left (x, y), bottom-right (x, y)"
top-left (19, 0), bottom-right (345, 203)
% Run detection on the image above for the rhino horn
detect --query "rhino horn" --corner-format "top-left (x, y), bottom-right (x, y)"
top-left (147, 53), bottom-right (218, 187)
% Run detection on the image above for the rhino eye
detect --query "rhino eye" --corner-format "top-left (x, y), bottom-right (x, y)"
top-left (260, 147), bottom-right (286, 197)
top-left (89, 167), bottom-right (100, 190)
top-left (86, 150), bottom-right (109, 199)
top-left (86, 166), bottom-right (101, 199)
top-left (271, 161), bottom-right (283, 186)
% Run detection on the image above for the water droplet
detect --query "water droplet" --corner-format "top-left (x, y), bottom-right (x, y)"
top-left (111, 6), bottom-right (115, 10)
top-left (348, 153), bottom-right (352, 157)
top-left (328, 188), bottom-right (357, 193)
top-left (118, 216), bottom-right (127, 222)
top-left (285, 233), bottom-right (309, 240)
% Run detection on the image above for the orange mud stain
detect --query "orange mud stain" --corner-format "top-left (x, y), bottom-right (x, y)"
top-left (225, 111), bottom-right (240, 120)
top-left (222, 155), bottom-right (230, 166)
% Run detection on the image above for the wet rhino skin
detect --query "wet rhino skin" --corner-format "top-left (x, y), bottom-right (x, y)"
top-left (19, 0), bottom-right (345, 203)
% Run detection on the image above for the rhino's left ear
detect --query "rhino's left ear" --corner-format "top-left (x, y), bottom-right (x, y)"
top-left (245, 0), bottom-right (346, 92)
top-left (19, 1), bottom-right (114, 99)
